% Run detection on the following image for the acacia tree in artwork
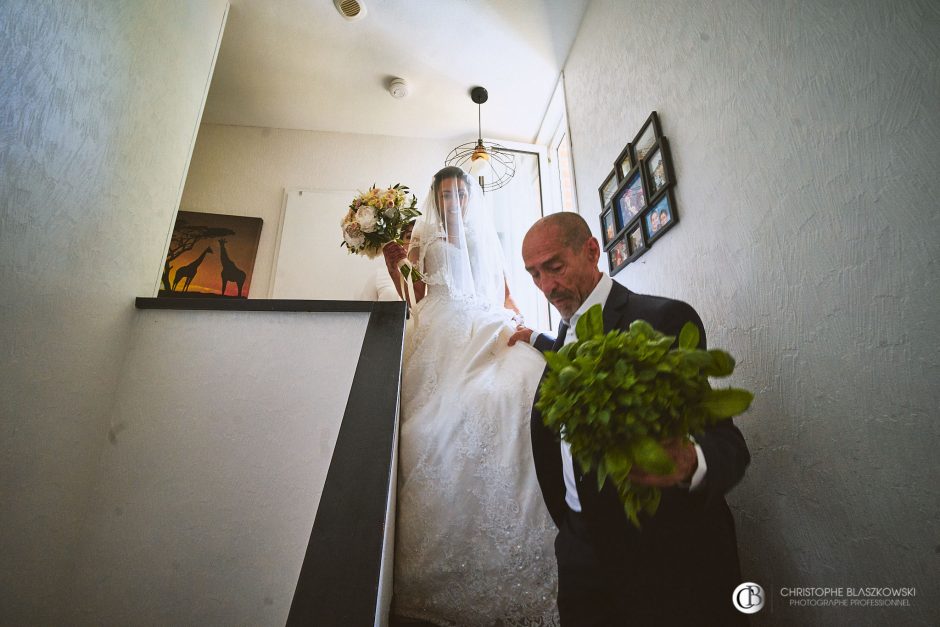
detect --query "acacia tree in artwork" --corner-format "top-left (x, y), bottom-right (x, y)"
top-left (161, 219), bottom-right (235, 291)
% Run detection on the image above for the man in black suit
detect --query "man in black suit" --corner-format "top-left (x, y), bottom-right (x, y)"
top-left (517, 213), bottom-right (750, 626)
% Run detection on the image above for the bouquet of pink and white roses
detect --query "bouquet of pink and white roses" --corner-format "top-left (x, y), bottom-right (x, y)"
top-left (341, 183), bottom-right (422, 282)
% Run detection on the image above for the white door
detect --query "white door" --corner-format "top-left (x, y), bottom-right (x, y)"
top-left (270, 188), bottom-right (383, 300)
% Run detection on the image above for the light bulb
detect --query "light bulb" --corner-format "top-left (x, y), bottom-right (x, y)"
top-left (468, 155), bottom-right (490, 176)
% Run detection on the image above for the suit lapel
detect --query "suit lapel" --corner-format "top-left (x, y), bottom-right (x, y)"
top-left (602, 281), bottom-right (631, 332)
top-left (550, 321), bottom-right (568, 351)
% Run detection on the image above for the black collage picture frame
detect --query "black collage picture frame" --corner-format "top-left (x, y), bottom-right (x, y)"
top-left (644, 187), bottom-right (677, 244)
top-left (615, 143), bottom-right (633, 181)
top-left (643, 137), bottom-right (673, 200)
top-left (601, 206), bottom-right (617, 247)
top-left (598, 111), bottom-right (678, 275)
top-left (598, 170), bottom-right (619, 209)
top-left (614, 164), bottom-right (646, 230)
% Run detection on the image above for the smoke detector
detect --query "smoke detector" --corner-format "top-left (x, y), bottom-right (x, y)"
top-left (388, 78), bottom-right (409, 99)
top-left (334, 0), bottom-right (367, 21)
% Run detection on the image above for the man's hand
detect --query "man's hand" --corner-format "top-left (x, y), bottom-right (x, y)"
top-left (628, 438), bottom-right (697, 488)
top-left (507, 325), bottom-right (534, 346)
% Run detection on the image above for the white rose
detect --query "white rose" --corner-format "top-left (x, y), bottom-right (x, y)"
top-left (356, 206), bottom-right (377, 233)
top-left (343, 223), bottom-right (365, 249)
top-left (384, 206), bottom-right (399, 220)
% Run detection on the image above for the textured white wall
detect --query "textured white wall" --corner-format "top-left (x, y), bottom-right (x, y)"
top-left (179, 124), bottom-right (455, 298)
top-left (0, 0), bottom-right (229, 622)
top-left (565, 0), bottom-right (939, 623)
top-left (69, 309), bottom-right (367, 625)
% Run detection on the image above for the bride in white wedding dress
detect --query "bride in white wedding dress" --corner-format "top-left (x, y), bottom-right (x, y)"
top-left (382, 167), bottom-right (558, 626)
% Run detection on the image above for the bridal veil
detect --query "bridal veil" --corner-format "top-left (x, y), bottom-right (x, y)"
top-left (410, 166), bottom-right (507, 311)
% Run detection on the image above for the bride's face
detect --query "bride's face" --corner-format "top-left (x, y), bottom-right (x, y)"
top-left (437, 178), bottom-right (470, 221)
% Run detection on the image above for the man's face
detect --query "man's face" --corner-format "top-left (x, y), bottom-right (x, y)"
top-left (523, 224), bottom-right (601, 320)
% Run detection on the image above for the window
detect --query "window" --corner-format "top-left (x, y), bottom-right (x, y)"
top-left (551, 123), bottom-right (578, 214)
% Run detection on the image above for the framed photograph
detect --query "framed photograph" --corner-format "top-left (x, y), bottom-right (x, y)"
top-left (627, 223), bottom-right (647, 258)
top-left (600, 207), bottom-right (618, 248)
top-left (608, 235), bottom-right (629, 275)
top-left (614, 165), bottom-right (647, 229)
top-left (598, 169), bottom-right (619, 208)
top-left (643, 188), bottom-right (678, 244)
top-left (159, 210), bottom-right (263, 298)
top-left (615, 143), bottom-right (634, 180)
top-left (643, 137), bottom-right (673, 199)
top-left (632, 111), bottom-right (662, 161)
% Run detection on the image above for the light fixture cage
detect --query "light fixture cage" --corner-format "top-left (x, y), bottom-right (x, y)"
top-left (445, 87), bottom-right (516, 192)
top-left (445, 140), bottom-right (516, 192)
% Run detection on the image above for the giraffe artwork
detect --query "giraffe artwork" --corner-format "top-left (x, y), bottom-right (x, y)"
top-left (158, 211), bottom-right (262, 298)
top-left (172, 246), bottom-right (213, 292)
top-left (218, 238), bottom-right (246, 297)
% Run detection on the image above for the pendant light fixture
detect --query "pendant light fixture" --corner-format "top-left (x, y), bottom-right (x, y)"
top-left (445, 87), bottom-right (516, 192)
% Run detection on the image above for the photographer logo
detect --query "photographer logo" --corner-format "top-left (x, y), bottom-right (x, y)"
top-left (733, 582), bottom-right (765, 614)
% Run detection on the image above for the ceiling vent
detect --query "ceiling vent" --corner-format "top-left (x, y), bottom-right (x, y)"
top-left (334, 0), bottom-right (366, 21)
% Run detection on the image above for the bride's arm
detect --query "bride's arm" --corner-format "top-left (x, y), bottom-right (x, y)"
top-left (505, 276), bottom-right (537, 346)
top-left (382, 242), bottom-right (425, 304)
top-left (408, 245), bottom-right (426, 303)
top-left (503, 277), bottom-right (521, 317)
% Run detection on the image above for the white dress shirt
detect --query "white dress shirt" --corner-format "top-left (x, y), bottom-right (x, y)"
top-left (359, 265), bottom-right (402, 301)
top-left (558, 274), bottom-right (706, 512)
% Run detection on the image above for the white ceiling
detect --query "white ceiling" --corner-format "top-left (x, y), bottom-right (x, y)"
top-left (202, 0), bottom-right (589, 143)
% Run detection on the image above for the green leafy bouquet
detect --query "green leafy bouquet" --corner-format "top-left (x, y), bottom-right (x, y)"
top-left (535, 304), bottom-right (753, 526)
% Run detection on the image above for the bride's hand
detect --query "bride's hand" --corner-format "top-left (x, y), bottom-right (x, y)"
top-left (507, 325), bottom-right (534, 346)
top-left (382, 242), bottom-right (407, 273)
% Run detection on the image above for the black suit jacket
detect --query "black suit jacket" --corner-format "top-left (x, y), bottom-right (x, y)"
top-left (530, 281), bottom-right (750, 622)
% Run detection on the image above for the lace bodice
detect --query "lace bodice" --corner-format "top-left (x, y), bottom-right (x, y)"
top-left (413, 219), bottom-right (506, 311)
top-left (420, 237), bottom-right (474, 298)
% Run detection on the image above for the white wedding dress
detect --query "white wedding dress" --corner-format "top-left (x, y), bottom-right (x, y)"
top-left (393, 227), bottom-right (560, 625)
